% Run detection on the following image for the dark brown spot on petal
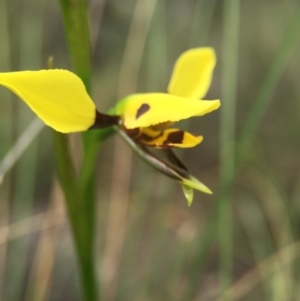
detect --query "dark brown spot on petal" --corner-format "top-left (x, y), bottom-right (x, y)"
top-left (136, 103), bottom-right (150, 119)
top-left (89, 110), bottom-right (120, 130)
top-left (163, 130), bottom-right (184, 145)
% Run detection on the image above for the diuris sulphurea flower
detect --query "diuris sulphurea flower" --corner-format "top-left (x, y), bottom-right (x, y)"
top-left (0, 48), bottom-right (220, 205)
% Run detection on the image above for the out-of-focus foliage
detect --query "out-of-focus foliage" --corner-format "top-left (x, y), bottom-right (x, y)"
top-left (1, 0), bottom-right (300, 301)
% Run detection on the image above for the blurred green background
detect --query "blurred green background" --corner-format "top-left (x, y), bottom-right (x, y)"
top-left (1, 0), bottom-right (300, 300)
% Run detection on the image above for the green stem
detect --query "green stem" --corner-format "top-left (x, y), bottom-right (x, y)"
top-left (78, 128), bottom-right (115, 193)
top-left (58, 0), bottom-right (91, 89)
top-left (53, 132), bottom-right (98, 301)
top-left (56, 1), bottom-right (100, 300)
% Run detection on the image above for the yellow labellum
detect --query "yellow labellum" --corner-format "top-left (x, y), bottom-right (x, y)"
top-left (0, 70), bottom-right (96, 133)
top-left (115, 93), bottom-right (220, 129)
top-left (168, 48), bottom-right (216, 99)
top-left (139, 127), bottom-right (203, 148)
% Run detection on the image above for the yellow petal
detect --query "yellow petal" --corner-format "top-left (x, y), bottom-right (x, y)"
top-left (139, 127), bottom-right (203, 148)
top-left (0, 70), bottom-right (96, 133)
top-left (168, 48), bottom-right (216, 99)
top-left (115, 93), bottom-right (220, 129)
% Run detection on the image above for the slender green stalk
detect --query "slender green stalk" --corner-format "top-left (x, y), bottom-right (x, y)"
top-left (78, 129), bottom-right (114, 194)
top-left (53, 132), bottom-right (98, 301)
top-left (56, 1), bottom-right (102, 300)
top-left (58, 0), bottom-right (91, 89)
top-left (55, 1), bottom-right (115, 297)
top-left (219, 0), bottom-right (239, 299)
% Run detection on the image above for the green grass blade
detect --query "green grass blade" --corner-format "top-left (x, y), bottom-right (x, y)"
top-left (218, 0), bottom-right (240, 299)
top-left (237, 6), bottom-right (300, 167)
top-left (58, 0), bottom-right (91, 90)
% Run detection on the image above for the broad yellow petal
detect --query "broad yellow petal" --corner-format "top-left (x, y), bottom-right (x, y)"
top-left (139, 127), bottom-right (203, 148)
top-left (168, 48), bottom-right (216, 99)
top-left (0, 69), bottom-right (96, 133)
top-left (115, 93), bottom-right (220, 129)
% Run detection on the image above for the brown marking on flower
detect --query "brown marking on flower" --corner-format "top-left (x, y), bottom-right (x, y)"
top-left (135, 103), bottom-right (150, 119)
top-left (164, 130), bottom-right (184, 145)
top-left (125, 128), bottom-right (141, 139)
top-left (89, 110), bottom-right (120, 130)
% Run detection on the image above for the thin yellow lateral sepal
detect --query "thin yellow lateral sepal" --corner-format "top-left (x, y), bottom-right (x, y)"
top-left (0, 69), bottom-right (96, 133)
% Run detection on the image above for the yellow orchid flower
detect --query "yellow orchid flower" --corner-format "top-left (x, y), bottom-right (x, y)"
top-left (0, 48), bottom-right (220, 205)
top-left (114, 48), bottom-right (219, 149)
